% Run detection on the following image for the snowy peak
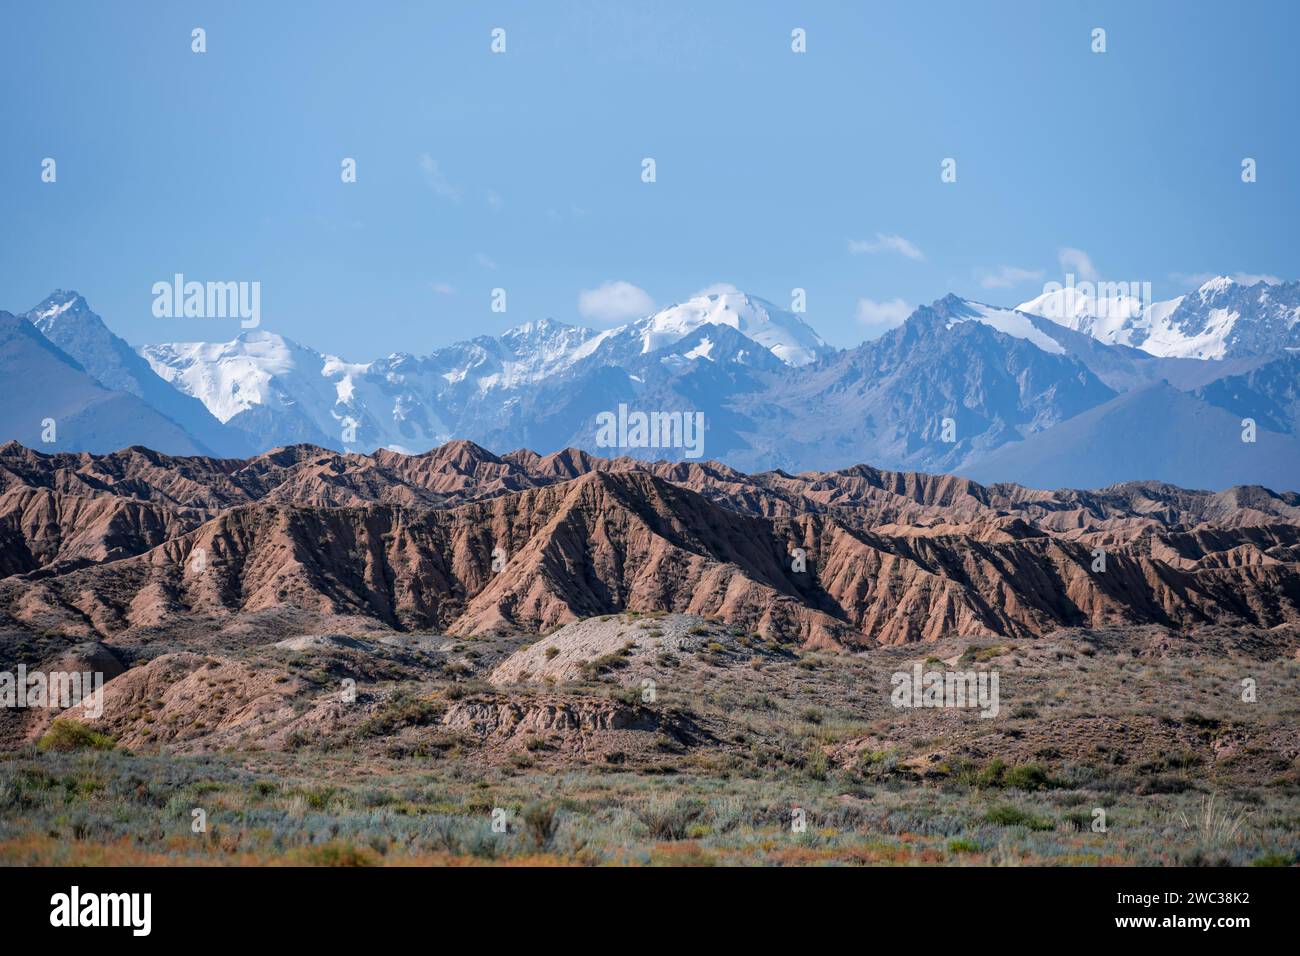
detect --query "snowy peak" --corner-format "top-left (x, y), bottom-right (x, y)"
top-left (494, 318), bottom-right (601, 377)
top-left (650, 321), bottom-right (789, 374)
top-left (498, 316), bottom-right (587, 346)
top-left (0, 311), bottom-right (215, 455)
top-left (1196, 275), bottom-right (1239, 299)
top-left (135, 288), bottom-right (833, 457)
top-left (27, 289), bottom-right (95, 329)
top-left (1015, 286), bottom-right (1153, 345)
top-left (930, 294), bottom-right (1067, 355)
top-left (1018, 275), bottom-right (1300, 360)
top-left (23, 290), bottom-right (246, 456)
top-left (143, 330), bottom-right (456, 453)
top-left (141, 331), bottom-right (342, 424)
top-left (411, 318), bottom-right (602, 397)
top-left (26, 291), bottom-right (123, 355)
top-left (634, 291), bottom-right (831, 367)
top-left (26, 290), bottom-right (120, 365)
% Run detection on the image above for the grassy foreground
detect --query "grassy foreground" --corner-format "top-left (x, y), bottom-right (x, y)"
top-left (1, 747), bottom-right (1296, 866)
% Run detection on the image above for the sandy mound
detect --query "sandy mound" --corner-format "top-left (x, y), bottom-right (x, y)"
top-left (489, 613), bottom-right (763, 685)
top-left (52, 652), bottom-right (304, 752)
top-left (274, 634), bottom-right (378, 652)
top-left (443, 692), bottom-right (708, 763)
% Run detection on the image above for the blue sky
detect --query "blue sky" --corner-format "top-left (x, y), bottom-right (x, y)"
top-left (2, 0), bottom-right (1296, 357)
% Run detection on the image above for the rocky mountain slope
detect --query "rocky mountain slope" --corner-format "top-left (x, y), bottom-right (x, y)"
top-left (25, 292), bottom-right (247, 456)
top-left (3, 440), bottom-right (1299, 648)
top-left (0, 314), bottom-right (217, 458)
top-left (963, 381), bottom-right (1300, 490)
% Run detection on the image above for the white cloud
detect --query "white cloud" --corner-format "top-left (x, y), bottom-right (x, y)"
top-left (848, 234), bottom-right (924, 260)
top-left (1233, 272), bottom-right (1282, 286)
top-left (578, 280), bottom-right (656, 324)
top-left (977, 265), bottom-right (1045, 290)
top-left (418, 154), bottom-right (461, 201)
top-left (692, 282), bottom-right (740, 297)
top-left (855, 297), bottom-right (912, 338)
top-left (431, 282), bottom-right (455, 295)
top-left (475, 253), bottom-right (498, 271)
top-left (486, 189), bottom-right (503, 211)
top-left (1058, 247), bottom-right (1099, 281)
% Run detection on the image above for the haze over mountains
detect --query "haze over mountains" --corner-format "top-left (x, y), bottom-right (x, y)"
top-left (0, 312), bottom-right (216, 457)
top-left (3, 276), bottom-right (1299, 491)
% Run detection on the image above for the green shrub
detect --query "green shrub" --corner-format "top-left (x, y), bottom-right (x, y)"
top-left (985, 804), bottom-right (1054, 830)
top-left (301, 786), bottom-right (337, 810)
top-left (959, 644), bottom-right (1004, 665)
top-left (521, 801), bottom-right (559, 849)
top-left (637, 797), bottom-right (705, 841)
top-left (299, 842), bottom-right (375, 866)
top-left (1004, 763), bottom-right (1052, 792)
top-left (580, 652), bottom-right (629, 680)
top-left (1063, 810), bottom-right (1093, 832)
top-left (356, 694), bottom-right (445, 738)
top-left (37, 719), bottom-right (114, 753)
top-left (958, 758), bottom-right (1053, 792)
top-left (805, 747), bottom-right (830, 781)
top-left (974, 758), bottom-right (1008, 788)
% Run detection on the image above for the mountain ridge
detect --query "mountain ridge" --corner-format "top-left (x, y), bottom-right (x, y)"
top-left (25, 291), bottom-right (248, 457)
top-left (3, 438), bottom-right (1299, 648)
top-left (5, 277), bottom-right (1299, 489)
top-left (1018, 275), bottom-right (1300, 359)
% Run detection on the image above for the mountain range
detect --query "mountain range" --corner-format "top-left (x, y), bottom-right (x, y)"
top-left (1017, 275), bottom-right (1300, 359)
top-left (3, 277), bottom-right (1299, 491)
top-left (4, 438), bottom-right (1299, 646)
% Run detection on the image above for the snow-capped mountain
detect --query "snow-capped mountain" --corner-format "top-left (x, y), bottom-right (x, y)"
top-left (7, 278), bottom-right (1300, 490)
top-left (142, 331), bottom-right (458, 453)
top-left (715, 294), bottom-right (1118, 474)
top-left (936, 296), bottom-right (1067, 355)
top-left (1015, 284), bottom-right (1157, 346)
top-left (411, 318), bottom-right (602, 396)
top-left (140, 319), bottom-right (618, 453)
top-left (0, 311), bottom-right (217, 455)
top-left (140, 292), bottom-right (831, 454)
top-left (624, 291), bottom-right (831, 367)
top-left (24, 291), bottom-right (247, 456)
top-left (1018, 276), bottom-right (1300, 360)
